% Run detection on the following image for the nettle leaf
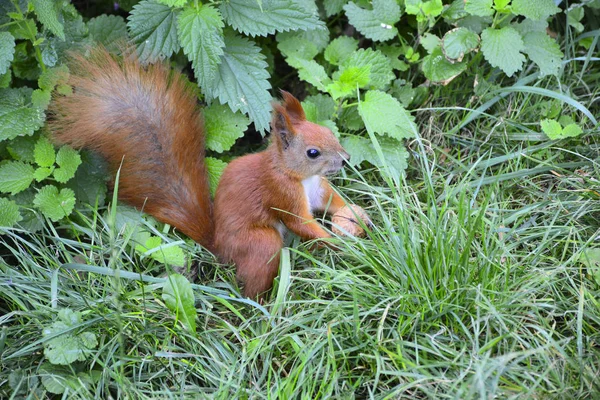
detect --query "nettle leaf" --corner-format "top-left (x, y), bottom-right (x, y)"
top-left (328, 66), bottom-right (370, 99)
top-left (341, 48), bottom-right (394, 90)
top-left (53, 146), bottom-right (82, 183)
top-left (324, 36), bottom-right (359, 66)
top-left (178, 5), bottom-right (225, 89)
top-left (0, 197), bottom-right (22, 227)
top-left (278, 35), bottom-right (319, 60)
top-left (422, 46), bottom-right (467, 84)
top-left (378, 44), bottom-right (409, 71)
top-left (0, 32), bottom-right (15, 75)
top-left (343, 0), bottom-right (400, 42)
top-left (481, 26), bottom-right (525, 77)
top-left (31, 0), bottom-right (65, 40)
top-left (302, 94), bottom-right (336, 123)
top-left (405, 0), bottom-right (444, 22)
top-left (34, 136), bottom-right (56, 168)
top-left (33, 185), bottom-right (76, 222)
top-left (0, 161), bottom-right (35, 195)
top-left (205, 157), bottom-right (227, 197)
top-left (522, 31), bottom-right (563, 77)
top-left (38, 65), bottom-right (70, 92)
top-left (464, 0), bottom-right (494, 17)
top-left (34, 167), bottom-right (54, 182)
top-left (0, 88), bottom-right (45, 140)
top-left (342, 135), bottom-right (409, 179)
top-left (7, 135), bottom-right (36, 163)
top-left (162, 274), bottom-right (197, 333)
top-left (442, 27), bottom-right (480, 62)
top-left (157, 0), bottom-right (187, 6)
top-left (277, 28), bottom-right (330, 54)
top-left (220, 0), bottom-right (324, 37)
top-left (287, 57), bottom-right (332, 92)
top-left (136, 236), bottom-right (186, 266)
top-left (541, 118), bottom-right (583, 139)
top-left (358, 90), bottom-right (417, 140)
top-left (204, 32), bottom-right (272, 133)
top-left (88, 15), bottom-right (128, 51)
top-left (324, 0), bottom-right (347, 17)
top-left (205, 103), bottom-right (250, 153)
top-left (511, 0), bottom-right (560, 21)
top-left (128, 0), bottom-right (181, 63)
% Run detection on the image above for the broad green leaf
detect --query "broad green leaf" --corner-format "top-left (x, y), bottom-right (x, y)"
top-left (405, 0), bottom-right (443, 21)
top-left (88, 15), bottom-right (128, 51)
top-left (561, 124), bottom-right (583, 138)
top-left (342, 135), bottom-right (409, 179)
top-left (204, 32), bottom-right (272, 133)
top-left (302, 94), bottom-right (336, 122)
top-left (324, 0), bottom-right (347, 17)
top-left (276, 28), bottom-right (330, 53)
top-left (0, 32), bottom-right (15, 75)
top-left (481, 26), bottom-right (525, 77)
top-left (31, 0), bottom-right (65, 40)
top-left (137, 236), bottom-right (186, 266)
top-left (324, 36), bottom-right (359, 66)
top-left (327, 66), bottom-right (370, 99)
top-left (511, 0), bottom-right (560, 21)
top-left (33, 185), bottom-right (76, 222)
top-left (127, 0), bottom-right (181, 63)
top-left (540, 118), bottom-right (562, 139)
top-left (53, 146), bottom-right (82, 183)
top-left (177, 5), bottom-right (225, 89)
top-left (47, 3), bottom-right (91, 59)
top-left (0, 161), bottom-right (35, 195)
top-left (442, 27), bottom-right (480, 62)
top-left (31, 89), bottom-right (51, 110)
top-left (42, 309), bottom-right (97, 365)
top-left (378, 44), bottom-right (409, 71)
top-left (220, 0), bottom-right (324, 37)
top-left (65, 151), bottom-right (108, 207)
top-left (287, 57), bottom-right (332, 92)
top-left (422, 46), bottom-right (467, 84)
top-left (38, 65), bottom-right (69, 92)
top-left (278, 35), bottom-right (319, 60)
top-left (341, 48), bottom-right (394, 90)
top-left (358, 90), bottom-right (417, 140)
top-left (343, 0), bottom-right (400, 42)
top-left (205, 157), bottom-right (227, 197)
top-left (391, 79), bottom-right (416, 107)
top-left (34, 167), bottom-right (54, 182)
top-left (0, 70), bottom-right (11, 88)
top-left (204, 103), bottom-right (250, 153)
top-left (0, 88), bottom-right (45, 140)
top-left (420, 33), bottom-right (441, 54)
top-left (464, 0), bottom-right (493, 17)
top-left (11, 189), bottom-right (44, 233)
top-left (39, 365), bottom-right (68, 394)
top-left (522, 31), bottom-right (563, 77)
top-left (7, 135), bottom-right (36, 163)
top-left (0, 198), bottom-right (22, 227)
top-left (157, 0), bottom-right (187, 6)
top-left (34, 136), bottom-right (55, 167)
top-left (162, 274), bottom-right (197, 333)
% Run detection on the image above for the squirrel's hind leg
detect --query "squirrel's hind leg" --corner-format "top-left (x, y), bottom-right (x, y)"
top-left (234, 228), bottom-right (283, 299)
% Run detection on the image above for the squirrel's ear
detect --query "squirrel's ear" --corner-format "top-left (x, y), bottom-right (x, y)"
top-left (280, 90), bottom-right (306, 122)
top-left (272, 104), bottom-right (296, 150)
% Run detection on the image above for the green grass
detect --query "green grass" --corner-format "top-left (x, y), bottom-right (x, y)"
top-left (2, 34), bottom-right (600, 400)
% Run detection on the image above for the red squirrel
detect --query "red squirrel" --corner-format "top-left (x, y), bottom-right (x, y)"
top-left (49, 47), bottom-right (356, 298)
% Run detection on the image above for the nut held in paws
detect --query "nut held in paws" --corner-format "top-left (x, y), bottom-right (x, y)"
top-left (332, 205), bottom-right (370, 237)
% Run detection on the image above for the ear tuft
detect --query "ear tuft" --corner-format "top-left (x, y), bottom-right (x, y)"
top-left (280, 90), bottom-right (306, 122)
top-left (272, 104), bottom-right (294, 150)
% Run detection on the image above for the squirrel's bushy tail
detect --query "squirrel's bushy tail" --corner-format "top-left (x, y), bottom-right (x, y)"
top-left (49, 47), bottom-right (214, 249)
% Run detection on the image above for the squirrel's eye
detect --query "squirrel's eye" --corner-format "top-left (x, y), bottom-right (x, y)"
top-left (306, 149), bottom-right (321, 159)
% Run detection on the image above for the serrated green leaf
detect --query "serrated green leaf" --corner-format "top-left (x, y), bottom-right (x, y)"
top-left (38, 65), bottom-right (69, 93)
top-left (358, 90), bottom-right (417, 140)
top-left (0, 32), bottom-right (15, 75)
top-left (302, 94), bottom-right (336, 123)
top-left (137, 236), bottom-right (186, 266)
top-left (205, 157), bottom-right (227, 197)
top-left (31, 0), bottom-right (64, 40)
top-left (327, 66), bottom-right (370, 99)
top-left (442, 27), bottom-right (479, 62)
top-left (12, 188), bottom-right (44, 233)
top-left (481, 26), bottom-right (525, 77)
top-left (204, 32), bottom-right (272, 133)
top-left (278, 35), bottom-right (318, 60)
top-left (405, 0), bottom-right (443, 21)
top-left (522, 31), bottom-right (563, 77)
top-left (390, 79), bottom-right (416, 107)
top-left (511, 0), bottom-right (560, 21)
top-left (340, 48), bottom-right (394, 91)
top-left (287, 57), bottom-right (332, 92)
top-left (378, 44), bottom-right (409, 71)
top-left (422, 46), bottom-right (467, 84)
top-left (0, 198), bottom-right (22, 227)
top-left (324, 36), bottom-right (358, 66)
top-left (53, 146), bottom-right (82, 183)
top-left (0, 161), bottom-right (35, 195)
top-left (204, 103), bottom-right (250, 153)
top-left (540, 118), bottom-right (562, 139)
top-left (34, 166), bottom-right (54, 181)
top-left (47, 3), bottom-right (91, 59)
top-left (464, 0), bottom-right (493, 17)
top-left (33, 185), bottom-right (75, 222)
top-left (220, 0), bottom-right (325, 37)
top-left (177, 5), bottom-right (225, 89)
top-left (127, 0), bottom-right (181, 63)
top-left (88, 15), bottom-right (128, 51)
top-left (156, 0), bottom-right (187, 6)
top-left (65, 151), bottom-right (108, 207)
top-left (40, 366), bottom-right (68, 394)
top-left (0, 70), bottom-right (11, 88)
top-left (162, 274), bottom-right (197, 333)
top-left (34, 136), bottom-right (55, 167)
top-left (561, 123), bottom-right (583, 138)
top-left (7, 135), bottom-right (36, 162)
top-left (343, 0), bottom-right (400, 42)
top-left (324, 0), bottom-right (347, 17)
top-left (276, 28), bottom-right (330, 53)
top-left (342, 134), bottom-right (409, 178)
top-left (31, 89), bottom-right (51, 110)
top-left (0, 88), bottom-right (45, 140)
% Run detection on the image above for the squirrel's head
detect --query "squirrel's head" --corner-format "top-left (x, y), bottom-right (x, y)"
top-left (271, 91), bottom-right (350, 179)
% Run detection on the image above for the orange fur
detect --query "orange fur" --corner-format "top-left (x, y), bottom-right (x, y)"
top-left (49, 48), bottom-right (351, 298)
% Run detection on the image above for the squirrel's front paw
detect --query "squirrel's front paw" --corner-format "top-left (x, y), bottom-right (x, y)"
top-left (332, 205), bottom-right (371, 238)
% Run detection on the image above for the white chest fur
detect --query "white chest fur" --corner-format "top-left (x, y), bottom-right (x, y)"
top-left (302, 175), bottom-right (324, 213)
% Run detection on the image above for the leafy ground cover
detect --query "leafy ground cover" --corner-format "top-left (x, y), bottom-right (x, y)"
top-left (1, 0), bottom-right (600, 398)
